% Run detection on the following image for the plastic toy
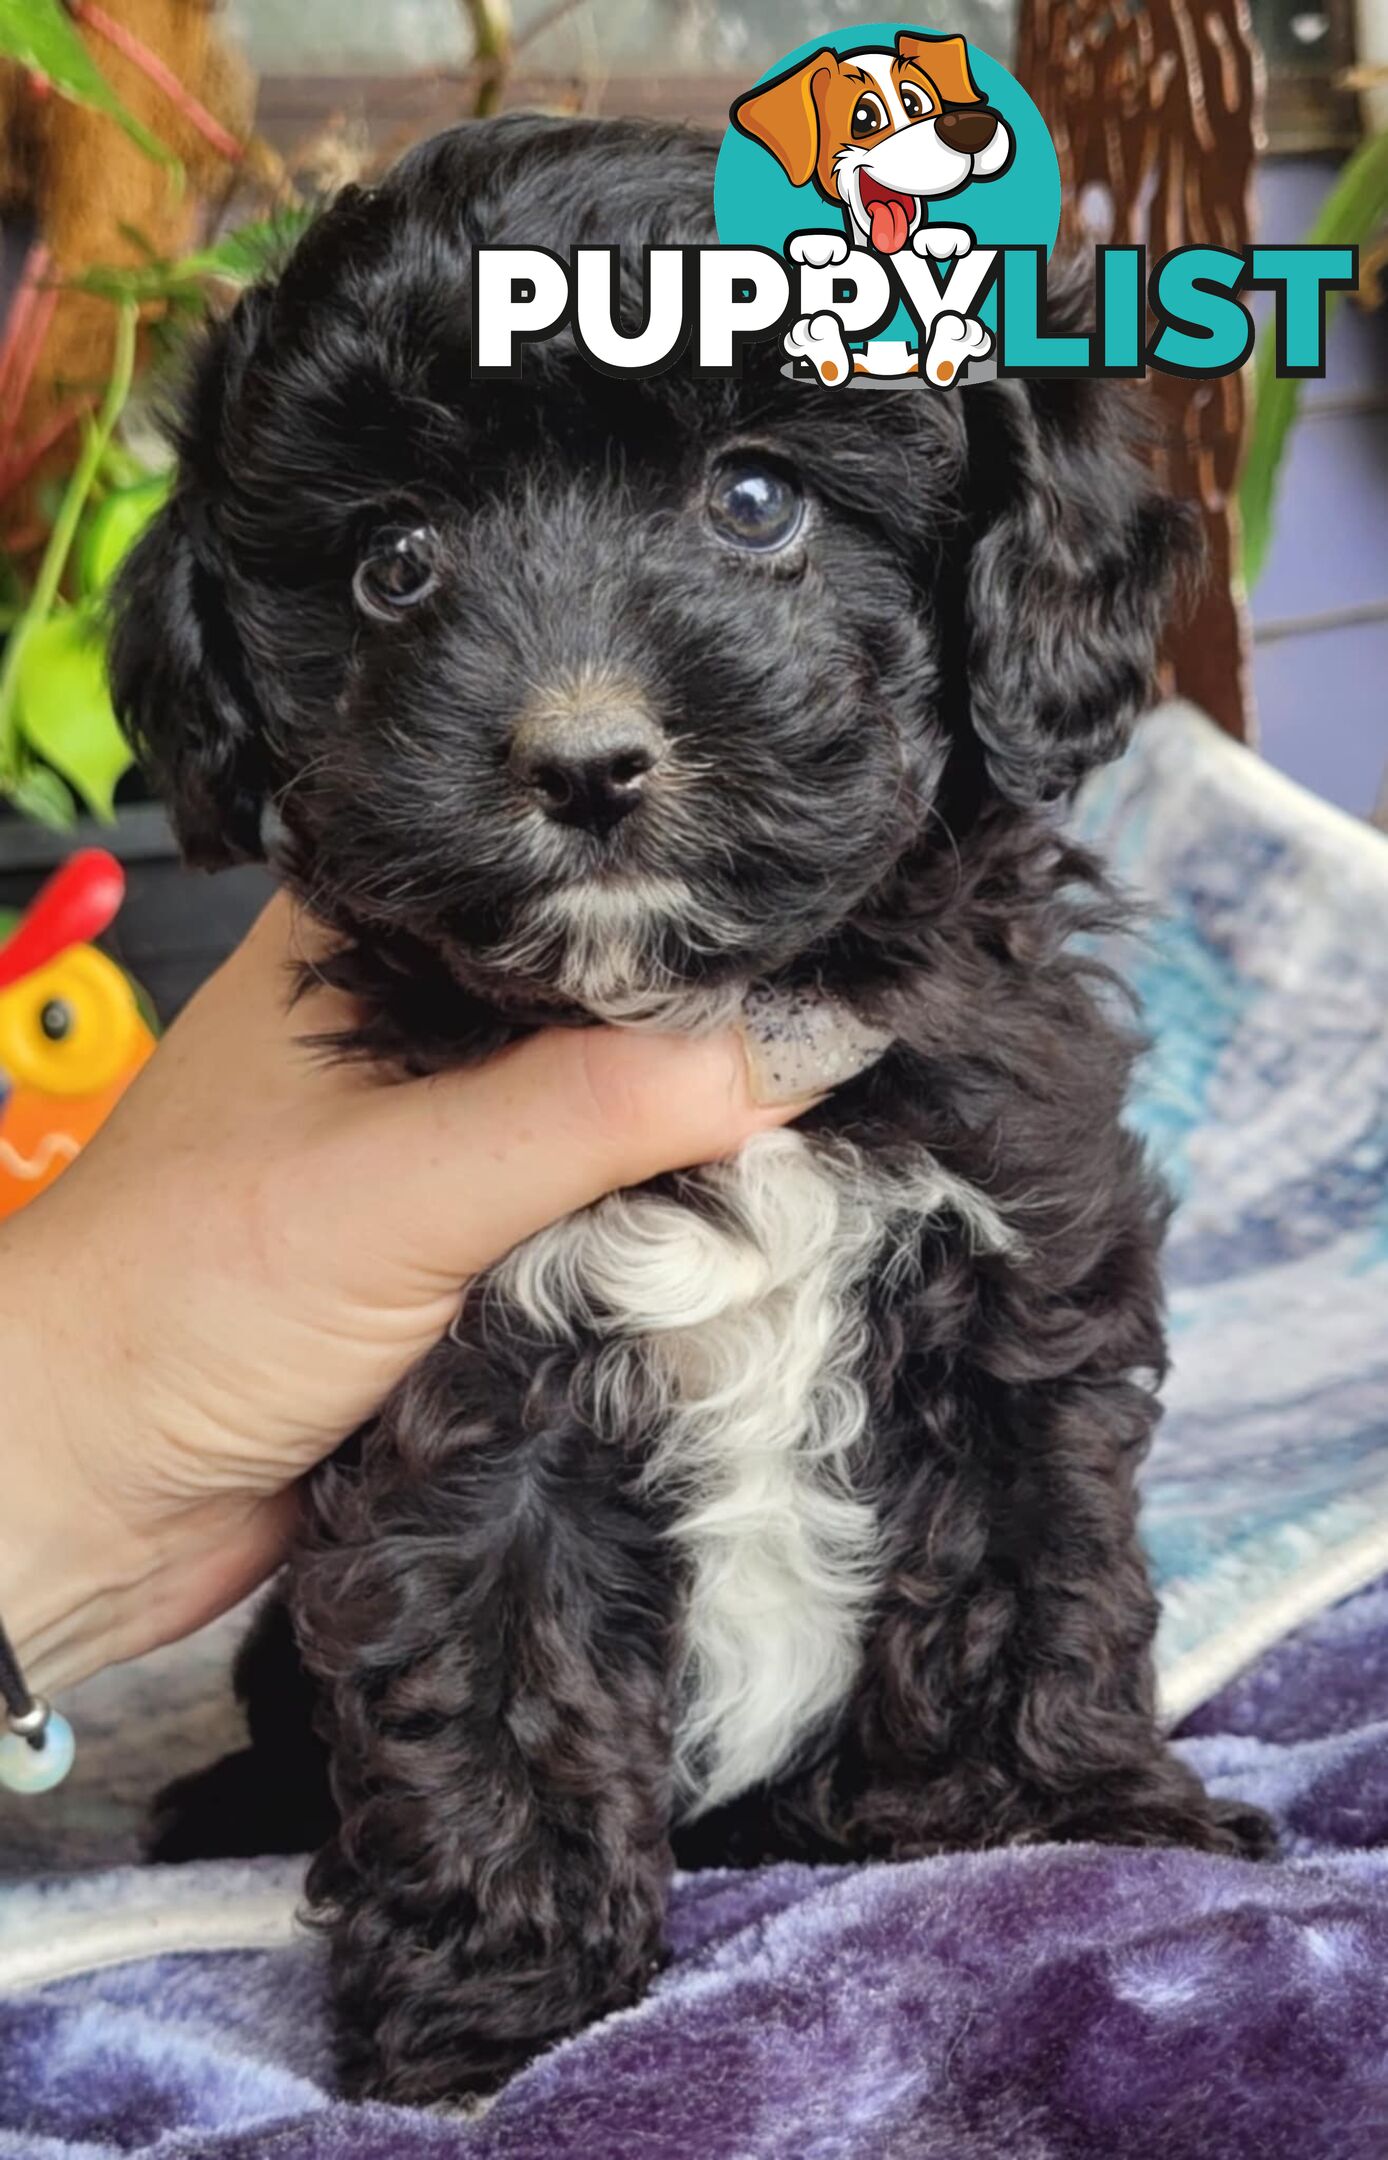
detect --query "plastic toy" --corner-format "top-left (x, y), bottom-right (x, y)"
top-left (0, 849), bottom-right (155, 1219)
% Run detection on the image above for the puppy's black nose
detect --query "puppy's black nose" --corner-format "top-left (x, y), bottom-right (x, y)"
top-left (934, 107), bottom-right (999, 155)
top-left (510, 704), bottom-right (665, 832)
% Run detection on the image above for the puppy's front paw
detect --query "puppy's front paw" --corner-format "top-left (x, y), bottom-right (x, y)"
top-left (148, 1750), bottom-right (286, 1862)
top-left (1208, 1796), bottom-right (1279, 1861)
top-left (912, 224), bottom-right (974, 261)
top-left (1048, 1787), bottom-right (1278, 1861)
top-left (923, 311), bottom-right (992, 386)
top-left (784, 311), bottom-right (852, 387)
top-left (788, 229), bottom-right (851, 269)
top-left (343, 2045), bottom-right (514, 2108)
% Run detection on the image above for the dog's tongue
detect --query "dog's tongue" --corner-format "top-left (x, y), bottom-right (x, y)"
top-left (867, 193), bottom-right (911, 254)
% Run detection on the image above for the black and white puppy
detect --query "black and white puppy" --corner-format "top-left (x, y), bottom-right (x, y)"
top-left (111, 114), bottom-right (1273, 2105)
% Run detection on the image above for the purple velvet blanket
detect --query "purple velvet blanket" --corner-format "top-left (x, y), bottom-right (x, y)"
top-left (2, 1575), bottom-right (1386, 2160)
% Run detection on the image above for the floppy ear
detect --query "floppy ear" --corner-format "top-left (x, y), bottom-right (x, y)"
top-left (962, 370), bottom-right (1200, 804)
top-left (108, 290), bottom-right (273, 868)
top-left (896, 32), bottom-right (983, 106)
top-left (730, 50), bottom-right (837, 188)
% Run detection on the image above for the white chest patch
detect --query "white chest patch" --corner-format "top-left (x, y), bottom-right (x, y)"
top-left (491, 1130), bottom-right (1014, 1817)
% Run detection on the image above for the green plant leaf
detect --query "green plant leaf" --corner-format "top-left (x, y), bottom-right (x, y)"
top-left (0, 300), bottom-right (138, 793)
top-left (1239, 127), bottom-right (1388, 589)
top-left (13, 611), bottom-right (133, 821)
top-left (67, 208), bottom-right (316, 307)
top-left (76, 474), bottom-right (170, 594)
top-left (0, 0), bottom-right (180, 172)
top-left (63, 262), bottom-right (191, 305)
top-left (179, 209), bottom-right (316, 284)
top-left (5, 763), bottom-right (78, 830)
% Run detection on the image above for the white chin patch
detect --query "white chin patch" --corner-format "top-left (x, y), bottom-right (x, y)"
top-left (493, 877), bottom-right (743, 1031)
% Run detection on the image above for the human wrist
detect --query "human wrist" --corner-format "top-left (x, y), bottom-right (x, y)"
top-left (0, 1225), bottom-right (155, 1694)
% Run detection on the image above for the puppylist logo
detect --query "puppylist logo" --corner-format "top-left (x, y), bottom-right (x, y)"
top-left (471, 20), bottom-right (1356, 389)
top-left (721, 25), bottom-right (1034, 386)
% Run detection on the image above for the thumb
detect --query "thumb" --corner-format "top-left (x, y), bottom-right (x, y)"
top-left (354, 997), bottom-right (885, 1296)
top-left (351, 1021), bottom-right (808, 1292)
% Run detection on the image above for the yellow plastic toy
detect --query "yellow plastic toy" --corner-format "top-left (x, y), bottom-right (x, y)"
top-left (0, 850), bottom-right (155, 1219)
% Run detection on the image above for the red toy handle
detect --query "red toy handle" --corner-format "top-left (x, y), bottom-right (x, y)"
top-left (0, 849), bottom-right (126, 992)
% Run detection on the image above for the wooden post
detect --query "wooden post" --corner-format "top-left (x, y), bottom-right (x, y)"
top-left (1016, 0), bottom-right (1265, 742)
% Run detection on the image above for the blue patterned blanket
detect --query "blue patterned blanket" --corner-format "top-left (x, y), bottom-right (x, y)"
top-left (2, 704), bottom-right (1386, 2156)
top-left (1074, 703), bottom-right (1388, 1716)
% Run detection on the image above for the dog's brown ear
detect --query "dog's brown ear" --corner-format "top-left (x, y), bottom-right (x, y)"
top-left (896, 32), bottom-right (983, 107)
top-left (731, 50), bottom-right (837, 188)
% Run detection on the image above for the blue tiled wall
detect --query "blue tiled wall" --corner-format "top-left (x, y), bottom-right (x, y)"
top-left (1250, 162), bottom-right (1388, 819)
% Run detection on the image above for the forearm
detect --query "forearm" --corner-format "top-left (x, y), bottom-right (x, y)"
top-left (0, 1267), bottom-right (144, 1692)
top-left (0, 1237), bottom-right (281, 1694)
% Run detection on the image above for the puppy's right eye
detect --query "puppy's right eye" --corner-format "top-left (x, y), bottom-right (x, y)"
top-left (850, 92), bottom-right (889, 138)
top-left (707, 458), bottom-right (805, 554)
top-left (353, 526), bottom-right (442, 618)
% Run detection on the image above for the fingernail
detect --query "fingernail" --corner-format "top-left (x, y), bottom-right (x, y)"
top-left (737, 986), bottom-right (893, 1105)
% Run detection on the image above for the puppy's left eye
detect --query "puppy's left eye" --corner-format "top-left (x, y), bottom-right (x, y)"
top-left (899, 83), bottom-right (933, 119)
top-left (707, 459), bottom-right (804, 554)
top-left (353, 525), bottom-right (442, 617)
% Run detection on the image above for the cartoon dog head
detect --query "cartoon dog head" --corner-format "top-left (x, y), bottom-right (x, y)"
top-left (732, 33), bottom-right (1013, 255)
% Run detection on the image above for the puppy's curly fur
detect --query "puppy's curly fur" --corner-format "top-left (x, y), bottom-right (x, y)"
top-left (112, 115), bottom-right (1274, 2105)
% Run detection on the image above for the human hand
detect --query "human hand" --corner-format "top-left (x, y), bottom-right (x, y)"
top-left (0, 895), bottom-right (884, 1693)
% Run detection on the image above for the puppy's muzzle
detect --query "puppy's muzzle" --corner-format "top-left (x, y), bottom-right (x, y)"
top-left (934, 108), bottom-right (1001, 155)
top-left (511, 696), bottom-right (667, 835)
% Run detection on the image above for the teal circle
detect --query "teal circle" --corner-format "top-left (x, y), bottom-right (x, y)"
top-left (714, 23), bottom-right (1061, 339)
